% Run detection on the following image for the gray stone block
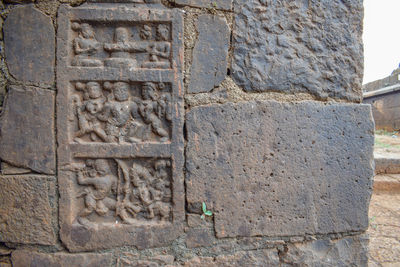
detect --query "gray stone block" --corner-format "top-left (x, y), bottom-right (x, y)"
top-left (12, 251), bottom-right (112, 267)
top-left (0, 176), bottom-right (56, 245)
top-left (188, 15), bottom-right (230, 94)
top-left (232, 0), bottom-right (364, 101)
top-left (4, 5), bottom-right (55, 85)
top-left (0, 86), bottom-right (55, 175)
top-left (186, 101), bottom-right (374, 238)
top-left (174, 0), bottom-right (232, 11)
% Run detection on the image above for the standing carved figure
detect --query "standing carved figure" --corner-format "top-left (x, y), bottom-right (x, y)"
top-left (142, 24), bottom-right (171, 69)
top-left (76, 159), bottom-right (118, 225)
top-left (74, 82), bottom-right (108, 143)
top-left (71, 23), bottom-right (102, 67)
top-left (138, 82), bottom-right (169, 142)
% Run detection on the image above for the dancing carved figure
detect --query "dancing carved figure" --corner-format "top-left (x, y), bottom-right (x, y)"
top-left (139, 82), bottom-right (170, 142)
top-left (76, 159), bottom-right (118, 225)
top-left (71, 23), bottom-right (102, 67)
top-left (74, 82), bottom-right (108, 143)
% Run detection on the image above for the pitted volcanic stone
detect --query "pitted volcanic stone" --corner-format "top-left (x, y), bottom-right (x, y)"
top-left (186, 101), bottom-right (374, 238)
top-left (232, 0), bottom-right (364, 101)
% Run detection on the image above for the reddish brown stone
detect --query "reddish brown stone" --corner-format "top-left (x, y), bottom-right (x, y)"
top-left (57, 4), bottom-right (185, 251)
top-left (12, 250), bottom-right (112, 267)
top-left (186, 228), bottom-right (215, 248)
top-left (0, 86), bottom-right (55, 174)
top-left (0, 176), bottom-right (56, 245)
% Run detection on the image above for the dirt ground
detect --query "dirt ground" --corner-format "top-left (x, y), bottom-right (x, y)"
top-left (369, 133), bottom-right (400, 266)
top-left (375, 134), bottom-right (400, 155)
top-left (368, 192), bottom-right (400, 267)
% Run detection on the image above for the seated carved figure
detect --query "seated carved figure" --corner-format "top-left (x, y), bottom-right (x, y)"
top-left (76, 159), bottom-right (118, 225)
top-left (142, 24), bottom-right (171, 69)
top-left (73, 82), bottom-right (108, 143)
top-left (104, 27), bottom-right (147, 69)
top-left (71, 23), bottom-right (102, 67)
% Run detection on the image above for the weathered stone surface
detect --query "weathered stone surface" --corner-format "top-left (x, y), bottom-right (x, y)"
top-left (232, 0), bottom-right (364, 101)
top-left (188, 15), bottom-right (229, 94)
top-left (0, 86), bottom-right (55, 174)
top-left (183, 249), bottom-right (279, 266)
top-left (0, 176), bottom-right (56, 245)
top-left (280, 235), bottom-right (369, 266)
top-left (0, 162), bottom-right (31, 175)
top-left (186, 228), bottom-right (214, 248)
top-left (118, 253), bottom-right (175, 267)
top-left (174, 0), bottom-right (232, 10)
top-left (4, 5), bottom-right (55, 85)
top-left (12, 251), bottom-right (112, 267)
top-left (186, 101), bottom-right (374, 238)
top-left (57, 5), bottom-right (185, 251)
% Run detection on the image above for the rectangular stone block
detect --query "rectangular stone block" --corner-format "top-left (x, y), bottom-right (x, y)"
top-left (174, 0), bottom-right (232, 11)
top-left (12, 250), bottom-right (112, 267)
top-left (0, 176), bottom-right (56, 245)
top-left (232, 0), bottom-right (364, 101)
top-left (188, 14), bottom-right (230, 94)
top-left (4, 6), bottom-right (55, 85)
top-left (186, 101), bottom-right (374, 238)
top-left (0, 86), bottom-right (55, 174)
top-left (182, 235), bottom-right (368, 266)
top-left (57, 4), bottom-right (185, 251)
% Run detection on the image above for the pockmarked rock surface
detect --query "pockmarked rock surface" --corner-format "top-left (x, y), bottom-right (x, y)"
top-left (182, 235), bottom-right (367, 266)
top-left (280, 235), bottom-right (369, 266)
top-left (0, 176), bottom-right (56, 245)
top-left (173, 0), bottom-right (232, 11)
top-left (188, 15), bottom-right (230, 94)
top-left (4, 5), bottom-right (55, 85)
top-left (57, 4), bottom-right (185, 251)
top-left (186, 101), bottom-right (374, 238)
top-left (232, 0), bottom-right (364, 101)
top-left (12, 251), bottom-right (112, 267)
top-left (0, 86), bottom-right (55, 174)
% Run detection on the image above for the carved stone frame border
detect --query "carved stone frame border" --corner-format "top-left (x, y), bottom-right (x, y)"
top-left (56, 4), bottom-right (184, 251)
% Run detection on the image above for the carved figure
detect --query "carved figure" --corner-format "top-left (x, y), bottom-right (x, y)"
top-left (73, 82), bottom-right (108, 143)
top-left (98, 82), bottom-right (138, 143)
top-left (76, 159), bottom-right (118, 225)
top-left (139, 82), bottom-right (170, 142)
top-left (140, 25), bottom-right (152, 40)
top-left (71, 23), bottom-right (102, 67)
top-left (104, 27), bottom-right (147, 68)
top-left (142, 24), bottom-right (171, 69)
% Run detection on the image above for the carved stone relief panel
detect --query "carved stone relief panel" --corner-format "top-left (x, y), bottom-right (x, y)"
top-left (57, 4), bottom-right (184, 251)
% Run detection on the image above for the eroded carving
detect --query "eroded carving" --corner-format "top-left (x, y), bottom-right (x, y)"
top-left (65, 158), bottom-right (172, 225)
top-left (71, 23), bottom-right (102, 67)
top-left (72, 81), bottom-right (171, 143)
top-left (70, 23), bottom-right (172, 69)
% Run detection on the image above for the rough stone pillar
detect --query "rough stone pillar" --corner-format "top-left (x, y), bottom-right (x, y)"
top-left (0, 0), bottom-right (372, 266)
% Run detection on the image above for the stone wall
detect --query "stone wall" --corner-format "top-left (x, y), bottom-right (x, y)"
top-left (0, 0), bottom-right (373, 266)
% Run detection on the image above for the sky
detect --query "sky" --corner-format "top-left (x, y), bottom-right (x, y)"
top-left (363, 0), bottom-right (400, 84)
